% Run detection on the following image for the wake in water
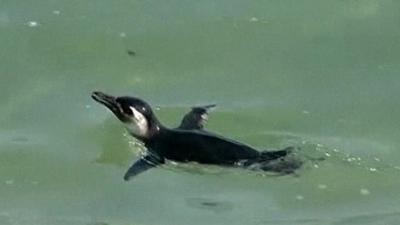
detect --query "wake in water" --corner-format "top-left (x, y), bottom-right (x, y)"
top-left (96, 129), bottom-right (400, 181)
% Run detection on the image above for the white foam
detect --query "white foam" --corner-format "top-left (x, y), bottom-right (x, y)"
top-left (27, 21), bottom-right (39, 27)
top-left (249, 17), bottom-right (259, 22)
top-left (360, 188), bottom-right (370, 195)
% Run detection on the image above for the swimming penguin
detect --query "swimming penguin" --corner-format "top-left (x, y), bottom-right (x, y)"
top-left (91, 91), bottom-right (301, 180)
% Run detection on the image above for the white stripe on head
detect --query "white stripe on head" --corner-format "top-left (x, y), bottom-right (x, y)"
top-left (124, 106), bottom-right (149, 137)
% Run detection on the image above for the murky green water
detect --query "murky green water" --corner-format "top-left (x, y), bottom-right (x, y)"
top-left (1, 0), bottom-right (400, 224)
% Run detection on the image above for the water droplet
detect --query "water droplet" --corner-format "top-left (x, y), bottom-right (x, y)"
top-left (325, 153), bottom-right (331, 157)
top-left (302, 110), bottom-right (310, 114)
top-left (347, 158), bottom-right (356, 162)
top-left (27, 21), bottom-right (39, 27)
top-left (316, 144), bottom-right (323, 147)
top-left (317, 184), bottom-right (327, 189)
top-left (333, 148), bottom-right (339, 152)
top-left (313, 164), bottom-right (319, 169)
top-left (53, 10), bottom-right (61, 15)
top-left (249, 17), bottom-right (259, 22)
top-left (295, 195), bottom-right (304, 200)
top-left (360, 188), bottom-right (370, 195)
top-left (369, 167), bottom-right (377, 172)
top-left (85, 104), bottom-right (91, 109)
top-left (374, 157), bottom-right (381, 162)
top-left (5, 180), bottom-right (14, 185)
top-left (119, 32), bottom-right (127, 38)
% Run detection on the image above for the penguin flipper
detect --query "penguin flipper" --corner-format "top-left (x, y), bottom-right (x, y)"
top-left (123, 154), bottom-right (164, 181)
top-left (178, 104), bottom-right (216, 130)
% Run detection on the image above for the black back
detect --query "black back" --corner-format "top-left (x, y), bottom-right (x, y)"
top-left (144, 128), bottom-right (260, 165)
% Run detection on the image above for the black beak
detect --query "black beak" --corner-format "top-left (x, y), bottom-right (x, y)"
top-left (92, 91), bottom-right (117, 108)
top-left (92, 91), bottom-right (127, 121)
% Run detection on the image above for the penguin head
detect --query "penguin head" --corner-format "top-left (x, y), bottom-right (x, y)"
top-left (92, 91), bottom-right (159, 138)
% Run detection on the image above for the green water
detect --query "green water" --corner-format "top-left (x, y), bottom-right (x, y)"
top-left (1, 0), bottom-right (400, 224)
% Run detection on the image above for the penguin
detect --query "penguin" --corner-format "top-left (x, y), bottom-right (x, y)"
top-left (91, 91), bottom-right (300, 180)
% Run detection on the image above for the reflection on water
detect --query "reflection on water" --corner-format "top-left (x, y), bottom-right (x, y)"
top-left (185, 197), bottom-right (234, 214)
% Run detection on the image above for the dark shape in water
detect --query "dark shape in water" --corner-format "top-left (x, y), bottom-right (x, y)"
top-left (185, 197), bottom-right (234, 213)
top-left (127, 50), bottom-right (136, 56)
top-left (91, 91), bottom-right (302, 181)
